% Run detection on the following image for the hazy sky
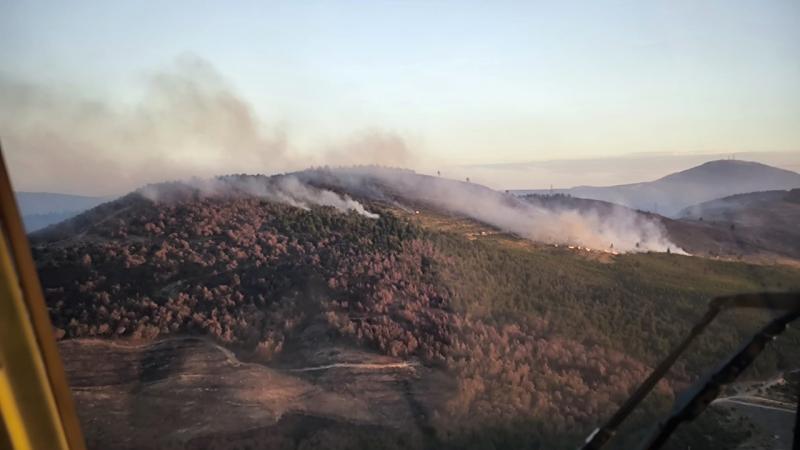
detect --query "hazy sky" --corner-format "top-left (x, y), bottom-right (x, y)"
top-left (1, 0), bottom-right (799, 194)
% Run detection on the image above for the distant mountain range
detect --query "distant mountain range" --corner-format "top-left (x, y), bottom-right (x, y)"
top-left (15, 192), bottom-right (113, 232)
top-left (512, 160), bottom-right (800, 217)
top-left (673, 189), bottom-right (800, 261)
top-left (17, 160), bottom-right (799, 232)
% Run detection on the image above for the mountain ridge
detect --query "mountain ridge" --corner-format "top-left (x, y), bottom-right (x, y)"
top-left (16, 191), bottom-right (115, 232)
top-left (511, 159), bottom-right (800, 217)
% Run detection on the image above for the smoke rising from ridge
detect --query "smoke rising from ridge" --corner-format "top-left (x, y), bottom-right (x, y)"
top-left (2, 54), bottom-right (681, 252)
top-left (134, 166), bottom-right (678, 252)
top-left (298, 167), bottom-right (683, 253)
top-left (138, 174), bottom-right (379, 219)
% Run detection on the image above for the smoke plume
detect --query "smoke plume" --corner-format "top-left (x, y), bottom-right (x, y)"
top-left (297, 167), bottom-right (683, 253)
top-left (0, 54), bottom-right (416, 195)
top-left (138, 174), bottom-right (379, 219)
top-left (2, 54), bottom-right (680, 252)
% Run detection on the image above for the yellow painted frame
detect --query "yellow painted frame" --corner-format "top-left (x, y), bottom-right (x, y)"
top-left (0, 144), bottom-right (86, 450)
top-left (0, 228), bottom-right (70, 450)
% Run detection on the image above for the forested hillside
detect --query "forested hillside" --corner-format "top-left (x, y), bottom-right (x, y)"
top-left (33, 175), bottom-right (800, 449)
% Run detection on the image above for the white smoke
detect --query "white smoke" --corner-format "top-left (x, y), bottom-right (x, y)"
top-left (297, 167), bottom-right (683, 253)
top-left (271, 177), bottom-right (379, 219)
top-left (137, 175), bottom-right (379, 219)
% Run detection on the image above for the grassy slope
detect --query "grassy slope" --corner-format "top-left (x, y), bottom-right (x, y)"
top-left (425, 219), bottom-right (800, 372)
top-left (413, 211), bottom-right (800, 448)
